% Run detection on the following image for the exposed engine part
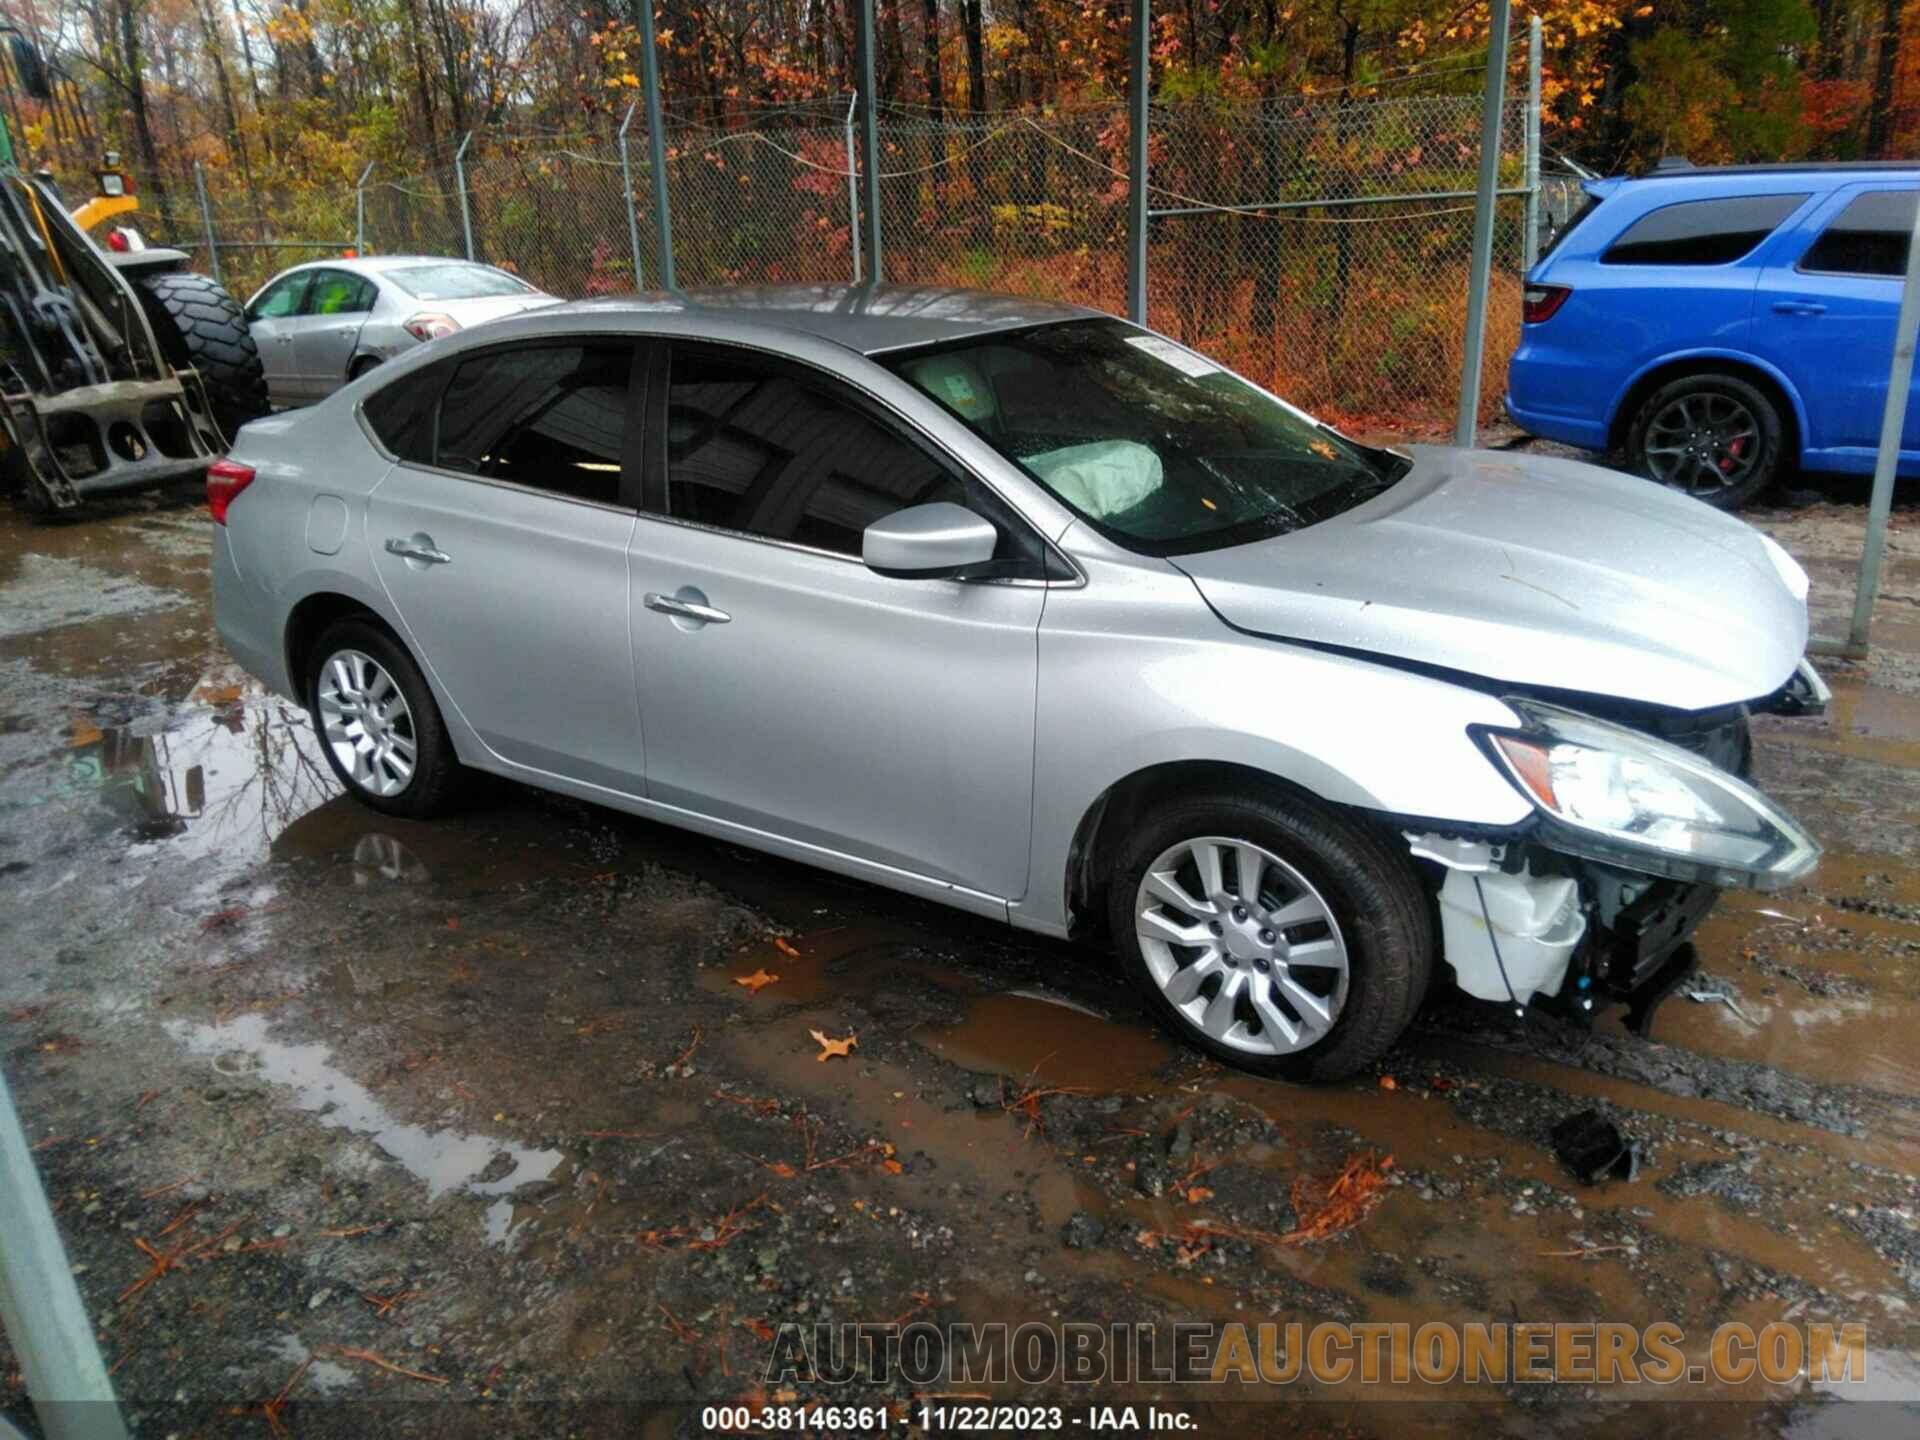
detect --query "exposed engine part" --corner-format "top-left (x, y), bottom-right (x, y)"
top-left (1404, 832), bottom-right (1505, 872)
top-left (1437, 863), bottom-right (1587, 1006)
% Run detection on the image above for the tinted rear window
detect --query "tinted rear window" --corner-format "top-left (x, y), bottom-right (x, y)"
top-left (1801, 190), bottom-right (1917, 277)
top-left (1538, 193), bottom-right (1602, 261)
top-left (1602, 194), bottom-right (1808, 266)
top-left (360, 361), bottom-right (449, 463)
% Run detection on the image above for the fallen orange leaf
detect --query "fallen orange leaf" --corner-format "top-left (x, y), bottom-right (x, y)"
top-left (773, 936), bottom-right (801, 959)
top-left (1379, 1075), bottom-right (1398, 1091)
top-left (1186, 1185), bottom-right (1214, 1204)
top-left (883, 1159), bottom-right (904, 1175)
top-left (809, 1028), bottom-right (857, 1062)
top-left (734, 969), bottom-right (780, 993)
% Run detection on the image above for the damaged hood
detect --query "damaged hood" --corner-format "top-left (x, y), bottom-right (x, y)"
top-left (1171, 446), bottom-right (1807, 711)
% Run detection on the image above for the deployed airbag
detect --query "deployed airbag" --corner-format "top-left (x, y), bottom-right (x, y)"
top-left (1026, 440), bottom-right (1163, 519)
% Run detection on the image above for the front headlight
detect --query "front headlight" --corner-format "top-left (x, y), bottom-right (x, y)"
top-left (1475, 700), bottom-right (1819, 891)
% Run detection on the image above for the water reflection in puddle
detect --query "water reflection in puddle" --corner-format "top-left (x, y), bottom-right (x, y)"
top-left (55, 667), bottom-right (337, 873)
top-left (169, 1012), bottom-right (563, 1223)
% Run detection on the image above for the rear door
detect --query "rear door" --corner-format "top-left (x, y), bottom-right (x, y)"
top-left (1754, 183), bottom-right (1920, 468)
top-left (244, 271), bottom-right (312, 406)
top-left (363, 338), bottom-right (648, 794)
top-left (293, 269), bottom-right (378, 397)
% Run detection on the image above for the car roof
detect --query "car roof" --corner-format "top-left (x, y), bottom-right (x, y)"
top-left (537, 284), bottom-right (1102, 356)
top-left (1605, 161), bottom-right (1920, 195)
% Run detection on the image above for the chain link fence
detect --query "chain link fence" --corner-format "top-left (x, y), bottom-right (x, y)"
top-left (140, 86), bottom-right (1541, 433)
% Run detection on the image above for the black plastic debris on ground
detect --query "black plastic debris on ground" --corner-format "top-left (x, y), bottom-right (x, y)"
top-left (1550, 1108), bottom-right (1641, 1184)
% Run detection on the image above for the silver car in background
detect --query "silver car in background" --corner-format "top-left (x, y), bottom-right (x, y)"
top-left (209, 285), bottom-right (1822, 1080)
top-left (244, 256), bottom-right (556, 406)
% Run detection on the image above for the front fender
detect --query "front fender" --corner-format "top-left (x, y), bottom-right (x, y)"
top-left (1018, 582), bottom-right (1533, 935)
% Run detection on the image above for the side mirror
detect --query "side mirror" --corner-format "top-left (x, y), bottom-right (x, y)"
top-left (862, 502), bottom-right (998, 580)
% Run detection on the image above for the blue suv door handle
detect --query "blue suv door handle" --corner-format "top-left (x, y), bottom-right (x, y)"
top-left (1771, 300), bottom-right (1828, 316)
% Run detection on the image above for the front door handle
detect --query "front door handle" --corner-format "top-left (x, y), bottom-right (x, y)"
top-left (644, 591), bottom-right (731, 625)
top-left (1771, 300), bottom-right (1828, 316)
top-left (385, 535), bottom-right (451, 565)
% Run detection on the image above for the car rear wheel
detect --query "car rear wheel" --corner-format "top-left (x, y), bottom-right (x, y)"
top-left (1108, 788), bottom-right (1431, 1081)
top-left (308, 619), bottom-right (463, 817)
top-left (1626, 373), bottom-right (1783, 510)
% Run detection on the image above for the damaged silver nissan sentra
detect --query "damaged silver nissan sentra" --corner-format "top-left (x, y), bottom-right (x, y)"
top-left (210, 285), bottom-right (1824, 1080)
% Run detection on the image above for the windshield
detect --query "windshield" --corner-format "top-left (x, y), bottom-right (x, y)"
top-left (386, 263), bottom-right (534, 301)
top-left (882, 319), bottom-right (1408, 555)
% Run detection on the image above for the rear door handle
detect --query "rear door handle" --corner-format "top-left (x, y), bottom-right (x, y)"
top-left (1771, 300), bottom-right (1827, 316)
top-left (385, 536), bottom-right (451, 565)
top-left (644, 591), bottom-right (731, 625)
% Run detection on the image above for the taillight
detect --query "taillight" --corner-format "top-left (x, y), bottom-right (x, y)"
top-left (1523, 284), bottom-right (1572, 324)
top-left (403, 312), bottom-right (461, 342)
top-left (207, 458), bottom-right (256, 525)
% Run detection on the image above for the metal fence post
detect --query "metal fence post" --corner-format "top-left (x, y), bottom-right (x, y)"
top-left (637, 0), bottom-right (675, 289)
top-left (846, 91), bottom-right (863, 284)
top-left (1845, 197), bottom-right (1920, 653)
top-left (193, 161), bottom-right (220, 284)
top-left (1454, 0), bottom-right (1512, 449)
top-left (617, 101), bottom-right (646, 289)
top-left (453, 132), bottom-right (476, 261)
top-left (354, 160), bottom-right (374, 255)
top-left (1524, 15), bottom-right (1542, 271)
top-left (0, 1066), bottom-right (130, 1440)
top-left (1127, 0), bottom-right (1150, 324)
top-left (854, 0), bottom-right (883, 281)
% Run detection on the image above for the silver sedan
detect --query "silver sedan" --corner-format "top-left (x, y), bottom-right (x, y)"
top-left (209, 285), bottom-right (1822, 1079)
top-left (243, 256), bottom-right (556, 406)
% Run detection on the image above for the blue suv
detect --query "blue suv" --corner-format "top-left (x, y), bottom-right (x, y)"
top-left (1506, 163), bottom-right (1919, 508)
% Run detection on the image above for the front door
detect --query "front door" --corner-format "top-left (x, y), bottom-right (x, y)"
top-left (366, 338), bottom-right (647, 794)
top-left (1754, 184), bottom-right (1920, 467)
top-left (626, 342), bottom-right (1048, 903)
top-left (244, 270), bottom-right (312, 406)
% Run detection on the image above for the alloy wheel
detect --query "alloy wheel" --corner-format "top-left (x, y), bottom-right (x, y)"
top-left (1643, 392), bottom-right (1761, 497)
top-left (1133, 835), bottom-right (1350, 1056)
top-left (317, 649), bottom-right (418, 798)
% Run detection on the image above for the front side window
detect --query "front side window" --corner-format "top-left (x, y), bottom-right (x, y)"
top-left (882, 319), bottom-right (1407, 556)
top-left (1601, 193), bottom-right (1808, 266)
top-left (434, 342), bottom-right (634, 505)
top-left (661, 345), bottom-right (1045, 570)
top-left (249, 272), bottom-right (311, 321)
top-left (1800, 190), bottom-right (1917, 277)
top-left (387, 263), bottom-right (534, 301)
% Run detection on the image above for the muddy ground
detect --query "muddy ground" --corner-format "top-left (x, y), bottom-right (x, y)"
top-left (2, 450), bottom-right (1918, 1438)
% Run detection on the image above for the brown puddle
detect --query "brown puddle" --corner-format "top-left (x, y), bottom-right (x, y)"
top-left (921, 989), bottom-right (1177, 1091)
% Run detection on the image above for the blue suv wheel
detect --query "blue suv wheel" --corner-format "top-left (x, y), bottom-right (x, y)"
top-left (1625, 371), bottom-right (1786, 510)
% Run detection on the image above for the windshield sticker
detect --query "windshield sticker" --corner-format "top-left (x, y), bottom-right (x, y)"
top-left (1125, 335), bottom-right (1221, 378)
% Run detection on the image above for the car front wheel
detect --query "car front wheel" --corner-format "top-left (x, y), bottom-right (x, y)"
top-left (1626, 373), bottom-right (1784, 510)
top-left (308, 618), bottom-right (463, 817)
top-left (1109, 788), bottom-right (1431, 1081)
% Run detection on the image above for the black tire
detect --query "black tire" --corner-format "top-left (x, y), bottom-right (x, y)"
top-left (1108, 787), bottom-right (1432, 1082)
top-left (133, 270), bottom-right (271, 444)
top-left (1625, 372), bottom-right (1784, 511)
top-left (306, 618), bottom-right (465, 818)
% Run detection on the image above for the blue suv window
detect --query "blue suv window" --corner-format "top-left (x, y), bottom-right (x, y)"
top-left (1801, 190), bottom-right (1917, 278)
top-left (1602, 194), bottom-right (1809, 266)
